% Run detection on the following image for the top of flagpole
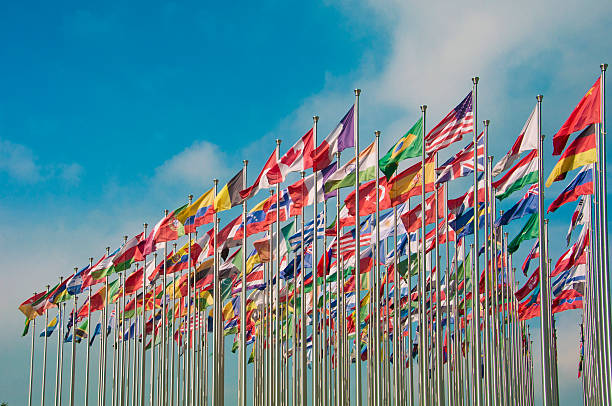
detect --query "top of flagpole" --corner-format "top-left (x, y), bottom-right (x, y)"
top-left (472, 76), bottom-right (479, 84)
top-left (354, 89), bottom-right (361, 96)
top-left (537, 95), bottom-right (543, 102)
top-left (421, 105), bottom-right (427, 112)
top-left (602, 63), bottom-right (608, 71)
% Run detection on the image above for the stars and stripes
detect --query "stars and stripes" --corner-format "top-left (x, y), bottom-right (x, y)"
top-left (426, 91), bottom-right (474, 154)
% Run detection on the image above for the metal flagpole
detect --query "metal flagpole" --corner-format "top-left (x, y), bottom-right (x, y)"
top-left (240, 159), bottom-right (248, 406)
top-left (351, 89), bottom-right (362, 406)
top-left (443, 185), bottom-right (452, 406)
top-left (419, 104), bottom-right (427, 406)
top-left (274, 139), bottom-right (282, 406)
top-left (69, 268), bottom-right (78, 406)
top-left (374, 130), bottom-right (382, 406)
top-left (310, 114), bottom-right (321, 406)
top-left (211, 179), bottom-right (219, 406)
top-left (140, 224), bottom-right (148, 406)
top-left (482, 119), bottom-right (493, 406)
top-left (333, 153), bottom-right (342, 406)
top-left (406, 199), bottom-right (414, 406)
top-left (184, 195), bottom-right (193, 406)
top-left (535, 94), bottom-right (553, 406)
top-left (393, 205), bottom-right (401, 406)
top-left (54, 278), bottom-right (63, 406)
top-left (28, 301), bottom-right (36, 406)
top-left (299, 171), bottom-right (307, 406)
top-left (162, 222), bottom-right (168, 406)
top-left (434, 180), bottom-right (444, 406)
top-left (292, 218), bottom-right (298, 406)
top-left (41, 285), bottom-right (50, 406)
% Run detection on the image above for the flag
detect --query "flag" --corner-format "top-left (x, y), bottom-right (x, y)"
top-left (388, 156), bottom-right (436, 206)
top-left (508, 213), bottom-right (538, 254)
top-left (552, 264), bottom-right (586, 298)
top-left (553, 77), bottom-right (601, 156)
top-left (492, 105), bottom-right (539, 176)
top-left (66, 264), bottom-right (91, 296)
top-left (311, 105), bottom-right (355, 170)
top-left (435, 132), bottom-right (484, 184)
top-left (552, 289), bottom-right (583, 314)
top-left (18, 291), bottom-right (47, 321)
top-left (400, 185), bottom-right (444, 233)
top-left (88, 248), bottom-right (121, 281)
top-left (426, 91), bottom-right (474, 154)
top-left (344, 177), bottom-right (391, 217)
top-left (547, 164), bottom-right (593, 213)
top-left (77, 284), bottom-right (107, 318)
top-left (267, 128), bottom-right (314, 184)
top-left (492, 150), bottom-right (538, 201)
top-left (240, 150), bottom-right (278, 200)
top-left (112, 233), bottom-right (145, 273)
top-left (142, 205), bottom-right (188, 255)
top-left (521, 240), bottom-right (539, 276)
top-left (447, 177), bottom-right (485, 216)
top-left (177, 187), bottom-right (215, 233)
top-left (494, 184), bottom-right (538, 227)
top-left (566, 195), bottom-right (591, 245)
top-left (324, 141), bottom-right (377, 192)
top-left (124, 268), bottom-right (144, 296)
top-left (551, 227), bottom-right (589, 278)
top-left (379, 118), bottom-right (422, 179)
top-left (546, 124), bottom-right (597, 187)
top-left (209, 215), bottom-right (242, 256)
top-left (515, 267), bottom-right (540, 301)
top-left (214, 169), bottom-right (245, 212)
top-left (40, 315), bottom-right (60, 337)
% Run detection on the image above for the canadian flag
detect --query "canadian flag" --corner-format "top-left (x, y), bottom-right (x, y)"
top-left (240, 150), bottom-right (278, 200)
top-left (267, 128), bottom-right (314, 185)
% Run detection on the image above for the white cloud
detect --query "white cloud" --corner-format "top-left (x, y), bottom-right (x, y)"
top-left (153, 140), bottom-right (234, 191)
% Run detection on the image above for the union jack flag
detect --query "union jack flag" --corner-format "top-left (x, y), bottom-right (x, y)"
top-left (426, 91), bottom-right (474, 154)
top-left (436, 132), bottom-right (484, 183)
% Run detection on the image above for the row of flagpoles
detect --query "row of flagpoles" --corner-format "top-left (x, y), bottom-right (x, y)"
top-left (19, 64), bottom-right (610, 406)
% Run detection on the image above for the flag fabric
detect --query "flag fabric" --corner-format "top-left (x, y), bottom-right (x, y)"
top-left (400, 185), bottom-right (444, 233)
top-left (552, 264), bottom-right (586, 298)
top-left (388, 156), bottom-right (436, 206)
top-left (239, 151), bottom-right (278, 201)
top-left (142, 205), bottom-right (188, 255)
top-left (521, 240), bottom-right (539, 276)
top-left (124, 268), bottom-right (144, 296)
top-left (566, 195), bottom-right (591, 245)
top-left (553, 77), bottom-right (601, 156)
top-left (344, 177), bottom-right (391, 217)
top-left (494, 185), bottom-right (538, 227)
top-left (324, 141), bottom-right (377, 193)
top-left (112, 233), bottom-right (145, 273)
top-left (267, 128), bottom-right (314, 184)
top-left (66, 264), bottom-right (91, 296)
top-left (492, 105), bottom-right (539, 176)
top-left (508, 213), bottom-right (539, 254)
top-left (515, 267), bottom-right (540, 301)
top-left (214, 169), bottom-right (245, 212)
top-left (435, 132), bottom-right (484, 184)
top-left (551, 227), bottom-right (589, 277)
top-left (447, 177), bottom-right (485, 216)
top-left (209, 215), bottom-right (243, 256)
top-left (425, 92), bottom-right (474, 154)
top-left (177, 187), bottom-right (215, 233)
top-left (379, 118), bottom-right (422, 179)
top-left (311, 106), bottom-right (355, 170)
top-left (492, 150), bottom-right (538, 201)
top-left (18, 291), bottom-right (47, 321)
top-left (547, 164), bottom-right (593, 213)
top-left (88, 248), bottom-right (121, 281)
top-left (546, 124), bottom-right (597, 187)
top-left (40, 315), bottom-right (60, 337)
top-left (552, 289), bottom-right (583, 314)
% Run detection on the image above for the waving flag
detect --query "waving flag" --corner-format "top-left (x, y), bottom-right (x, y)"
top-left (447, 177), bottom-right (485, 216)
top-left (508, 213), bottom-right (538, 254)
top-left (546, 124), bottom-right (597, 187)
top-left (379, 118), bottom-right (422, 179)
top-left (492, 105), bottom-right (539, 176)
top-left (521, 240), bottom-right (539, 276)
top-left (142, 205), bottom-right (188, 255)
top-left (551, 227), bottom-right (589, 277)
top-left (494, 185), bottom-right (538, 227)
top-left (493, 150), bottom-right (538, 201)
top-left (240, 150), bottom-right (278, 200)
top-left (113, 233), bottom-right (145, 272)
top-left (324, 141), bottom-right (377, 193)
top-left (400, 185), bottom-right (445, 233)
top-left (345, 177), bottom-right (391, 217)
top-left (311, 105), bottom-right (355, 170)
top-left (515, 267), bottom-right (540, 301)
top-left (267, 128), bottom-right (314, 184)
top-left (547, 164), bottom-right (593, 213)
top-left (426, 92), bottom-right (474, 154)
top-left (214, 169), bottom-right (245, 212)
top-left (552, 264), bottom-right (586, 297)
top-left (553, 77), bottom-right (601, 155)
top-left (566, 195), bottom-right (591, 245)
top-left (177, 187), bottom-right (215, 232)
top-left (388, 156), bottom-right (436, 206)
top-left (436, 132), bottom-right (484, 184)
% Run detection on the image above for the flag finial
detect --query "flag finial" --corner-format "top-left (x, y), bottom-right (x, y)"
top-left (601, 63), bottom-right (608, 71)
top-left (472, 76), bottom-right (479, 84)
top-left (420, 105), bottom-right (427, 112)
top-left (243, 159), bottom-right (248, 165)
top-left (354, 89), bottom-right (361, 96)
top-left (483, 119), bottom-right (490, 126)
top-left (536, 95), bottom-right (543, 102)
top-left (375, 130), bottom-right (380, 138)
top-left (313, 115), bottom-right (319, 122)
top-left (276, 139), bottom-right (281, 146)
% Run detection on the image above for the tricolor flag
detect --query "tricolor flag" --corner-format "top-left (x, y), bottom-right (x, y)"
top-left (436, 132), bottom-right (484, 184)
top-left (547, 164), bottom-right (593, 213)
top-left (492, 150), bottom-right (538, 201)
top-left (553, 77), bottom-right (601, 156)
top-left (214, 169), bottom-right (245, 212)
top-left (492, 105), bottom-right (539, 176)
top-left (494, 184), bottom-right (538, 227)
top-left (267, 128), bottom-right (314, 185)
top-left (240, 151), bottom-right (278, 200)
top-left (287, 168), bottom-right (327, 215)
top-left (426, 92), bottom-right (474, 154)
top-left (400, 185), bottom-right (445, 233)
top-left (546, 124), bottom-right (597, 187)
top-left (112, 233), bottom-right (145, 273)
top-left (388, 156), bottom-right (436, 206)
top-left (324, 141), bottom-right (377, 193)
top-left (142, 205), bottom-right (188, 255)
top-left (311, 105), bottom-right (355, 170)
top-left (177, 187), bottom-right (215, 232)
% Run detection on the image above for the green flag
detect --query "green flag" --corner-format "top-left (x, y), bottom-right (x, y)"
top-left (379, 118), bottom-right (423, 179)
top-left (508, 213), bottom-right (539, 254)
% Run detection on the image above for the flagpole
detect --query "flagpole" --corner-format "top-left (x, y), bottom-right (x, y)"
top-left (434, 179), bottom-right (444, 406)
top-left (535, 94), bottom-right (552, 406)
top-left (240, 159), bottom-right (248, 406)
top-left (406, 200), bottom-right (414, 406)
top-left (393, 205), bottom-right (401, 406)
top-left (69, 267), bottom-right (78, 406)
top-left (211, 179), bottom-right (219, 406)
top-left (299, 171), bottom-right (307, 406)
top-left (333, 153), bottom-right (342, 406)
top-left (54, 277), bottom-right (63, 406)
top-left (41, 285), bottom-right (50, 406)
top-left (374, 130), bottom-right (382, 406)
top-left (28, 299), bottom-right (36, 406)
top-left (599, 63), bottom-right (612, 403)
top-left (418, 103), bottom-right (427, 406)
top-left (443, 184), bottom-right (452, 406)
top-left (273, 139), bottom-right (282, 406)
top-left (352, 88), bottom-right (362, 406)
top-left (292, 215), bottom-right (299, 406)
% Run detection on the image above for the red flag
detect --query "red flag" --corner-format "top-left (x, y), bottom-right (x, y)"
top-left (240, 150), bottom-right (278, 200)
top-left (142, 206), bottom-right (187, 255)
top-left (125, 267), bottom-right (144, 295)
top-left (344, 177), bottom-right (391, 217)
top-left (400, 185), bottom-right (445, 233)
top-left (267, 128), bottom-right (314, 184)
top-left (553, 77), bottom-right (601, 155)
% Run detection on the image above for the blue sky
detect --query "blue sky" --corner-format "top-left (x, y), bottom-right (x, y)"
top-left (1, 1), bottom-right (611, 404)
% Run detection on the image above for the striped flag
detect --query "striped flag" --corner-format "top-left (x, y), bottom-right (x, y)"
top-left (426, 92), bottom-right (474, 154)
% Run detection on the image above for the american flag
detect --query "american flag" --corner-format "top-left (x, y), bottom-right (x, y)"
top-left (426, 91), bottom-right (474, 154)
top-left (436, 132), bottom-right (484, 183)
